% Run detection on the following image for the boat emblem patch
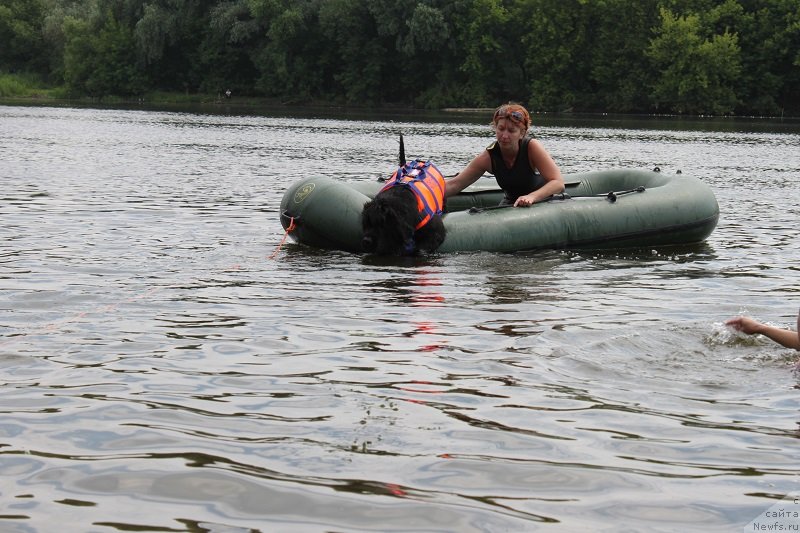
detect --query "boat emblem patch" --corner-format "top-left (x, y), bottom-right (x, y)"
top-left (294, 183), bottom-right (315, 204)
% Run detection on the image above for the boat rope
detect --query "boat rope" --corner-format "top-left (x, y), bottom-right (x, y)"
top-left (269, 215), bottom-right (297, 259)
top-left (468, 192), bottom-right (571, 214)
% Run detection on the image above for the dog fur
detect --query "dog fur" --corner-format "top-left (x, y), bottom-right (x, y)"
top-left (361, 185), bottom-right (446, 256)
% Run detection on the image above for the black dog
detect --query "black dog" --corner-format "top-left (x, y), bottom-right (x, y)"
top-left (361, 160), bottom-right (447, 256)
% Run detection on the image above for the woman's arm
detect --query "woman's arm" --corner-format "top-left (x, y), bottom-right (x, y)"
top-left (445, 151), bottom-right (491, 197)
top-left (515, 139), bottom-right (565, 207)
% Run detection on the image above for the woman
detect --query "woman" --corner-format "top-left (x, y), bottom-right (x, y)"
top-left (445, 103), bottom-right (564, 207)
top-left (725, 310), bottom-right (800, 350)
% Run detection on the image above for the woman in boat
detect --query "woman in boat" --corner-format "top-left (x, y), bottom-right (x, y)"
top-left (725, 310), bottom-right (800, 350)
top-left (445, 103), bottom-right (565, 207)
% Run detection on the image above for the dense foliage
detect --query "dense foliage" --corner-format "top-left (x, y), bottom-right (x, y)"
top-left (1, 0), bottom-right (798, 115)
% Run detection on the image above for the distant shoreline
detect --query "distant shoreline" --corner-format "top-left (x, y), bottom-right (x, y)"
top-left (1, 94), bottom-right (797, 123)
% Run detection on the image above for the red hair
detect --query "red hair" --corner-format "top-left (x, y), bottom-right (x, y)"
top-left (492, 103), bottom-right (530, 131)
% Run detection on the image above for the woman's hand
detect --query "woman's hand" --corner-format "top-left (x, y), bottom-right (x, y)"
top-left (513, 193), bottom-right (537, 207)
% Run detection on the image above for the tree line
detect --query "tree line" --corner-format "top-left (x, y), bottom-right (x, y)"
top-left (2, 0), bottom-right (799, 115)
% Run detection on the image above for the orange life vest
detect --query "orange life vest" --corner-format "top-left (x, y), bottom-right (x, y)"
top-left (381, 159), bottom-right (446, 230)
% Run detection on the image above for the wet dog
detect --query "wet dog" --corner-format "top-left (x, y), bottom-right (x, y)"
top-left (361, 160), bottom-right (447, 256)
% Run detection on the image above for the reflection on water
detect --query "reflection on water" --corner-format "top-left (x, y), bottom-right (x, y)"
top-left (0, 104), bottom-right (798, 532)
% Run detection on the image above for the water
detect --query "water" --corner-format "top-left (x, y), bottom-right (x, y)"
top-left (1, 104), bottom-right (799, 532)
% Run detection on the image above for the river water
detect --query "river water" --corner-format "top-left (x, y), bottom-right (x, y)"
top-left (1, 103), bottom-right (798, 532)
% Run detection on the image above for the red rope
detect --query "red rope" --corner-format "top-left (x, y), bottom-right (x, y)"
top-left (269, 217), bottom-right (296, 259)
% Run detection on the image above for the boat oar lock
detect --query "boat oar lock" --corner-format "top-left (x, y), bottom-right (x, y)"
top-left (603, 185), bottom-right (646, 203)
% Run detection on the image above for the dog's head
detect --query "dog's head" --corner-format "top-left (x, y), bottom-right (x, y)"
top-left (361, 193), bottom-right (418, 256)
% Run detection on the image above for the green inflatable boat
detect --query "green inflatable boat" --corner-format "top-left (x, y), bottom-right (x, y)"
top-left (279, 168), bottom-right (719, 253)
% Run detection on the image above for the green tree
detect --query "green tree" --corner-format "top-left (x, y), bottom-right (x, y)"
top-left (589, 0), bottom-right (661, 112)
top-left (735, 0), bottom-right (800, 114)
top-left (514, 0), bottom-right (595, 112)
top-left (647, 7), bottom-right (742, 114)
top-left (316, 0), bottom-right (388, 103)
top-left (2, 0), bottom-right (798, 115)
top-left (132, 0), bottom-right (224, 94)
top-left (390, 1), bottom-right (461, 107)
top-left (40, 0), bottom-right (83, 82)
top-left (63, 11), bottom-right (147, 96)
top-left (249, 0), bottom-right (330, 101)
top-left (0, 0), bottom-right (47, 73)
top-left (195, 0), bottom-right (261, 94)
top-left (446, 0), bottom-right (513, 107)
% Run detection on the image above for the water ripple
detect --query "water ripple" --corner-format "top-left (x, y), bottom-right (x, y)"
top-left (1, 104), bottom-right (798, 532)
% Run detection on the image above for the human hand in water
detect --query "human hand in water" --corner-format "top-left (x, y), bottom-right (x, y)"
top-left (725, 316), bottom-right (763, 334)
top-left (726, 314), bottom-right (800, 350)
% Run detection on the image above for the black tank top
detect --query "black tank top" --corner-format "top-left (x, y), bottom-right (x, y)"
top-left (488, 137), bottom-right (546, 204)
